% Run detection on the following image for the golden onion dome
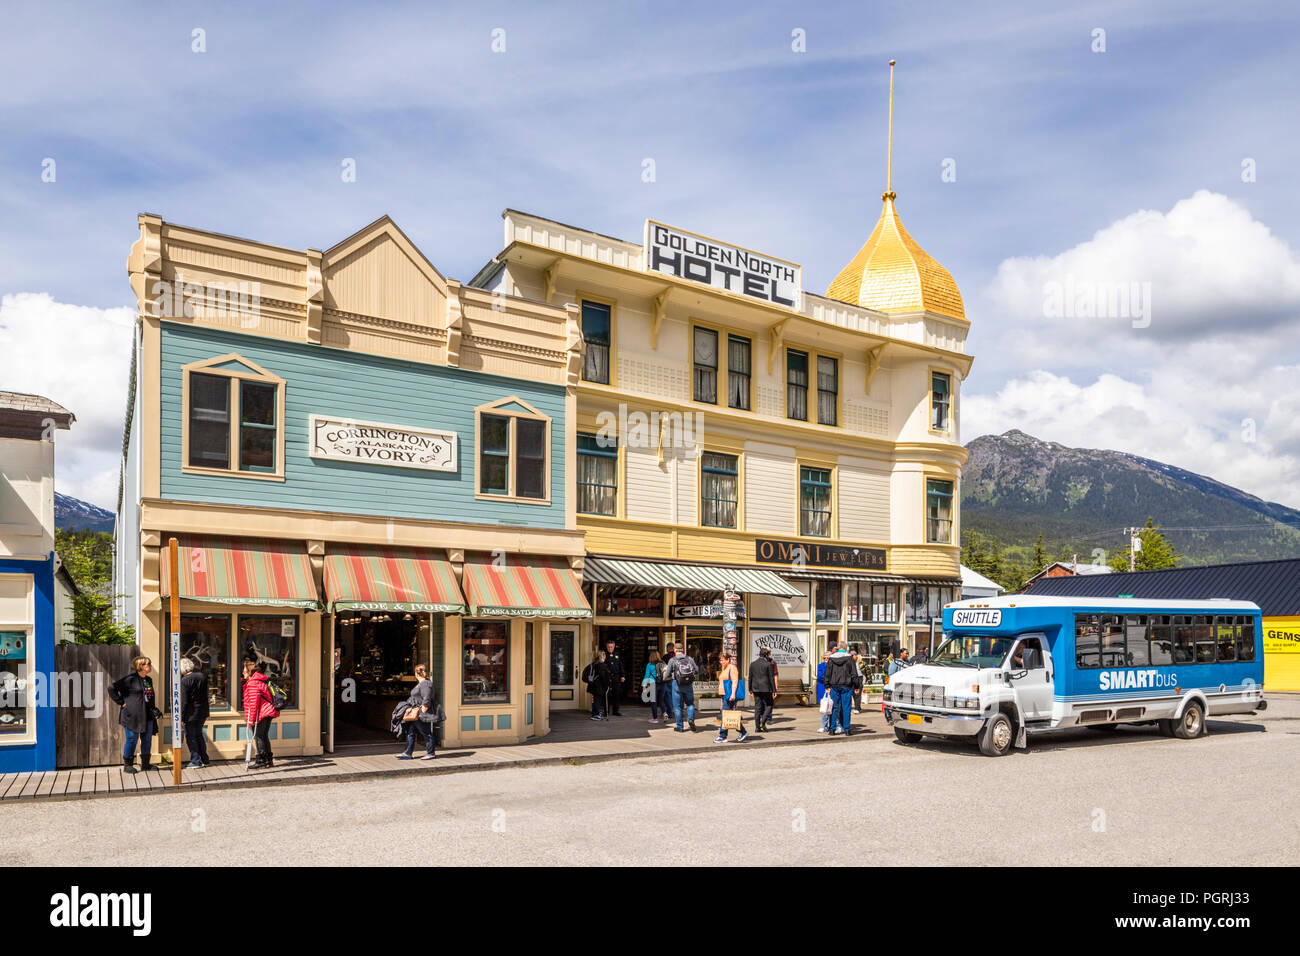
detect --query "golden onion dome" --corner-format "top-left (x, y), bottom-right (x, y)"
top-left (826, 192), bottom-right (965, 321)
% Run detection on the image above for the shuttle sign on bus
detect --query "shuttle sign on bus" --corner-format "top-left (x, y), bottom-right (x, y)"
top-left (951, 608), bottom-right (1002, 627)
top-left (644, 221), bottom-right (801, 308)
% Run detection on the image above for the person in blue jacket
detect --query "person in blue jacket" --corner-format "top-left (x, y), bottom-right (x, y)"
top-left (816, 652), bottom-right (831, 733)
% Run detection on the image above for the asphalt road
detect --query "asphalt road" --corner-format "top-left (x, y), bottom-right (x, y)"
top-left (6, 698), bottom-right (1296, 866)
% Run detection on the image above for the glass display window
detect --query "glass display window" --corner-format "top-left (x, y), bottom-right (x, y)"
top-left (463, 620), bottom-right (509, 704)
top-left (166, 613), bottom-right (232, 711)
top-left (550, 628), bottom-right (575, 686)
top-left (239, 615), bottom-right (298, 709)
top-left (0, 631), bottom-right (31, 735)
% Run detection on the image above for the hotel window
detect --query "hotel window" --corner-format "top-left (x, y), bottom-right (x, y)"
top-left (786, 350), bottom-right (808, 421)
top-left (926, 479), bottom-right (953, 543)
top-left (577, 432), bottom-right (618, 516)
top-left (693, 327), bottom-right (718, 404)
top-left (800, 467), bottom-right (832, 537)
top-left (932, 372), bottom-right (952, 432)
top-left (581, 301), bottom-right (611, 384)
top-left (817, 356), bottom-right (838, 426)
top-left (728, 335), bottom-right (752, 410)
top-left (463, 620), bottom-right (509, 704)
top-left (701, 452), bottom-right (739, 529)
top-left (476, 399), bottom-right (550, 502)
top-left (183, 357), bottom-right (284, 476)
top-left (164, 612), bottom-right (233, 711)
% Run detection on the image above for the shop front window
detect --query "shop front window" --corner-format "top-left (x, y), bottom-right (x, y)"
top-left (596, 586), bottom-right (664, 616)
top-left (0, 631), bottom-right (31, 735)
top-left (684, 631), bottom-right (723, 685)
top-left (848, 629), bottom-right (897, 678)
top-left (166, 613), bottom-right (232, 711)
top-left (816, 581), bottom-right (842, 622)
top-left (238, 615), bottom-right (298, 710)
top-left (463, 620), bottom-right (509, 703)
top-left (525, 622), bottom-right (535, 686)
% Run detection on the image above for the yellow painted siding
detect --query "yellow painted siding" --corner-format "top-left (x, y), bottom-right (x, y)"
top-left (579, 521), bottom-right (675, 558)
top-left (889, 544), bottom-right (961, 577)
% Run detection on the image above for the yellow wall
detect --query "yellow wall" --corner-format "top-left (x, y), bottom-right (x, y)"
top-left (1264, 615), bottom-right (1300, 692)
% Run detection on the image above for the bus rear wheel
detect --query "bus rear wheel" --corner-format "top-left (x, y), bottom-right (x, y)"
top-left (979, 712), bottom-right (1014, 757)
top-left (894, 727), bottom-right (922, 744)
top-left (1173, 701), bottom-right (1205, 739)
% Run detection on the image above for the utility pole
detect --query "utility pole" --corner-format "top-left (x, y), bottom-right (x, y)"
top-left (1125, 527), bottom-right (1143, 572)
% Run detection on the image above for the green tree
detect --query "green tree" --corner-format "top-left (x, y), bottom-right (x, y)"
top-left (67, 592), bottom-right (136, 644)
top-left (55, 529), bottom-right (115, 596)
top-left (999, 559), bottom-right (1028, 593)
top-left (1032, 534), bottom-right (1047, 572)
top-left (1110, 517), bottom-right (1181, 572)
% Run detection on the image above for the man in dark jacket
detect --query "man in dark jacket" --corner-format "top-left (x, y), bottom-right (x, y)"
top-left (179, 658), bottom-right (211, 768)
top-left (108, 656), bottom-right (162, 773)
top-left (823, 643), bottom-right (858, 735)
top-left (603, 639), bottom-right (624, 716)
top-left (748, 647), bottom-right (777, 733)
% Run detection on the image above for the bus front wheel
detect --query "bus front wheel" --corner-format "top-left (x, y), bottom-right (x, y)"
top-left (1173, 701), bottom-right (1205, 740)
top-left (894, 727), bottom-right (922, 744)
top-left (979, 712), bottom-right (1014, 757)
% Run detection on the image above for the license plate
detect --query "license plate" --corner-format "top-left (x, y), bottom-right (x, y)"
top-left (907, 714), bottom-right (923, 725)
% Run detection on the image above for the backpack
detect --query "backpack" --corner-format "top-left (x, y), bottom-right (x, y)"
top-left (674, 655), bottom-right (697, 684)
top-left (266, 681), bottom-right (289, 712)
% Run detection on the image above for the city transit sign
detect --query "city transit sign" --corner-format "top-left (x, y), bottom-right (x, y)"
top-left (644, 220), bottom-right (801, 309)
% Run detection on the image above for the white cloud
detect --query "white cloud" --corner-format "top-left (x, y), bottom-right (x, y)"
top-left (0, 293), bottom-right (134, 510)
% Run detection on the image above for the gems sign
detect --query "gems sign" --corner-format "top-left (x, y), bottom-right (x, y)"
top-left (644, 220), bottom-right (801, 308)
top-left (309, 415), bottom-right (456, 472)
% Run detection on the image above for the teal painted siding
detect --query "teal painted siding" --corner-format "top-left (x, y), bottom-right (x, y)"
top-left (159, 324), bottom-right (567, 528)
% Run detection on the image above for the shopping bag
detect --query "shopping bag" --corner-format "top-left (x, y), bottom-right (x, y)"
top-left (819, 692), bottom-right (833, 715)
top-left (721, 708), bottom-right (743, 732)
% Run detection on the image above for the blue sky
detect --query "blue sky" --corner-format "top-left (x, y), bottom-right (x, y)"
top-left (3, 0), bottom-right (1299, 510)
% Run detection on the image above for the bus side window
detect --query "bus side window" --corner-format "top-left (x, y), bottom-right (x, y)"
top-left (1172, 617), bottom-right (1195, 664)
top-left (1074, 614), bottom-right (1100, 668)
top-left (1237, 616), bottom-right (1256, 662)
top-left (1194, 615), bottom-right (1216, 663)
top-left (1125, 615), bottom-right (1150, 667)
top-left (1149, 617), bottom-right (1173, 666)
top-left (1215, 616), bottom-right (1237, 662)
top-left (1101, 614), bottom-right (1125, 667)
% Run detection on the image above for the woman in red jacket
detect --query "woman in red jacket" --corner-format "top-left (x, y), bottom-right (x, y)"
top-left (242, 660), bottom-right (279, 768)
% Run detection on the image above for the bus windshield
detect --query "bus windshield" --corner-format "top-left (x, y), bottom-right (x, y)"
top-left (931, 634), bottom-right (1015, 668)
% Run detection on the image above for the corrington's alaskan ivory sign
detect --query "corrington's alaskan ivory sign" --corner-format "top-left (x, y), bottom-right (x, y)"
top-left (309, 415), bottom-right (456, 472)
top-left (644, 220), bottom-right (801, 308)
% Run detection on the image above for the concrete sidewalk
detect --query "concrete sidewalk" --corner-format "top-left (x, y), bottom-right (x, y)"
top-left (0, 699), bottom-right (889, 803)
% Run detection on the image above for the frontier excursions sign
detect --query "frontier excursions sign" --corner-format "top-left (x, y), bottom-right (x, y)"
top-left (309, 415), bottom-right (457, 472)
top-left (644, 220), bottom-right (801, 308)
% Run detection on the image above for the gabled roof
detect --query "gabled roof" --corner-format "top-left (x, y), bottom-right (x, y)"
top-left (1022, 558), bottom-right (1300, 617)
top-left (960, 565), bottom-right (1004, 593)
top-left (0, 391), bottom-right (75, 439)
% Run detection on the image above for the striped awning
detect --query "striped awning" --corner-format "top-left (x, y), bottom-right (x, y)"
top-left (783, 569), bottom-right (962, 587)
top-left (160, 536), bottom-right (319, 609)
top-left (584, 556), bottom-right (801, 597)
top-left (324, 546), bottom-right (466, 613)
top-left (463, 555), bottom-right (591, 618)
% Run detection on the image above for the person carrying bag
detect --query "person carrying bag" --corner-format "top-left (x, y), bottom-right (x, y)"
top-left (713, 651), bottom-right (748, 743)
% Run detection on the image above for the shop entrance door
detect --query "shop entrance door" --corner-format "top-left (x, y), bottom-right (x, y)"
top-left (549, 627), bottom-right (578, 710)
top-left (320, 614), bottom-right (335, 753)
top-left (333, 610), bottom-right (428, 747)
top-left (598, 626), bottom-right (660, 708)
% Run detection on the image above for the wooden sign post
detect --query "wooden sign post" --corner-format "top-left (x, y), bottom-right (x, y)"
top-left (168, 538), bottom-right (183, 786)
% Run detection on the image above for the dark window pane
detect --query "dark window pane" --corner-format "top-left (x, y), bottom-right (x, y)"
top-left (728, 336), bottom-right (751, 410)
top-left (189, 373), bottom-right (230, 469)
top-left (693, 328), bottom-right (717, 404)
top-left (515, 418), bottom-right (546, 499)
top-left (816, 581), bottom-right (841, 622)
top-left (480, 414), bottom-right (510, 495)
top-left (238, 616), bottom-right (298, 709)
top-left (932, 372), bottom-right (951, 430)
top-left (1075, 614), bottom-right (1101, 668)
top-left (240, 381), bottom-right (275, 426)
top-left (817, 356), bottom-right (838, 426)
top-left (1238, 616), bottom-right (1256, 662)
top-left (550, 630), bottom-right (574, 686)
top-left (581, 301), bottom-right (611, 384)
top-left (787, 350), bottom-right (808, 421)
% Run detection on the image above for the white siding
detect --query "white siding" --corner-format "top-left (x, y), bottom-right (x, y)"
top-left (674, 447), bottom-right (697, 526)
top-left (837, 457), bottom-right (891, 542)
top-left (625, 443), bottom-right (672, 523)
top-left (744, 442), bottom-right (796, 535)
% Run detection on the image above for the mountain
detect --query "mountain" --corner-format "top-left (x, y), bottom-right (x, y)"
top-left (962, 430), bottom-right (1300, 566)
top-left (55, 493), bottom-right (115, 533)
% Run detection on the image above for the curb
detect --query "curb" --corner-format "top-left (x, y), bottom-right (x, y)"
top-left (11, 725), bottom-right (895, 804)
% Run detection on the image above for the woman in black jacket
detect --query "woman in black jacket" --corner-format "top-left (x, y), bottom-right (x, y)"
top-left (108, 656), bottom-right (162, 773)
top-left (583, 649), bottom-right (610, 721)
top-left (396, 664), bottom-right (438, 760)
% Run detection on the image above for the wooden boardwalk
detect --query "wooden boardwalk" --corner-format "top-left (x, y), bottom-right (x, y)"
top-left (0, 702), bottom-right (888, 803)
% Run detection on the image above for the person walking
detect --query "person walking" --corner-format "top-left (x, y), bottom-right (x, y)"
top-left (242, 660), bottom-right (280, 768)
top-left (824, 642), bottom-right (857, 735)
top-left (714, 651), bottom-right (748, 743)
top-left (656, 644), bottom-right (674, 719)
top-left (179, 657), bottom-right (211, 769)
top-left (396, 663), bottom-right (438, 760)
top-left (915, 646), bottom-right (929, 665)
top-left (583, 649), bottom-right (609, 720)
top-left (663, 646), bottom-right (698, 732)
top-left (108, 655), bottom-right (161, 773)
top-left (643, 650), bottom-right (665, 723)
top-left (816, 652), bottom-right (831, 733)
top-left (887, 650), bottom-right (903, 678)
top-left (748, 647), bottom-right (776, 733)
top-left (851, 650), bottom-right (864, 713)
top-left (603, 639), bottom-right (625, 716)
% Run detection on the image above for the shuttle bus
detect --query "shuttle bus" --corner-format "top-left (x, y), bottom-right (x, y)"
top-left (884, 596), bottom-right (1266, 756)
